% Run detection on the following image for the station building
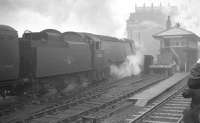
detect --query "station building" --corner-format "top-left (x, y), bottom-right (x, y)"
top-left (152, 18), bottom-right (200, 72)
top-left (126, 4), bottom-right (177, 59)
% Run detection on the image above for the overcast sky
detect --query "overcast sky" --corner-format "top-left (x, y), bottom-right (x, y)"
top-left (0, 0), bottom-right (199, 37)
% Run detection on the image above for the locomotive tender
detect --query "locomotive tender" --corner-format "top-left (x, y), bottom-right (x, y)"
top-left (0, 25), bottom-right (137, 97)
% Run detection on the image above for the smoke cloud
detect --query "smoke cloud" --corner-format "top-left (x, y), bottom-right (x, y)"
top-left (0, 0), bottom-right (126, 37)
top-left (110, 53), bottom-right (144, 79)
top-left (172, 0), bottom-right (200, 36)
top-left (0, 0), bottom-right (199, 38)
top-left (134, 0), bottom-right (200, 36)
top-left (110, 42), bottom-right (144, 79)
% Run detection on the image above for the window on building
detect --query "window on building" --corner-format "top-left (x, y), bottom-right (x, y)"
top-left (181, 41), bottom-right (185, 46)
top-left (170, 40), bottom-right (175, 46)
top-left (164, 39), bottom-right (170, 47)
top-left (96, 41), bottom-right (101, 49)
top-left (171, 40), bottom-right (184, 47)
top-left (176, 41), bottom-right (179, 46)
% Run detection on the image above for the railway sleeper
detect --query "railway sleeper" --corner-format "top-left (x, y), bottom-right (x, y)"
top-left (29, 74), bottom-right (165, 122)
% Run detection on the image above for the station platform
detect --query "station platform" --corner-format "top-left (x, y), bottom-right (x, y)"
top-left (128, 72), bottom-right (189, 106)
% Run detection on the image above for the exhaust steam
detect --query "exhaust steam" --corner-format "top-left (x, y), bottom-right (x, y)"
top-left (110, 48), bottom-right (144, 79)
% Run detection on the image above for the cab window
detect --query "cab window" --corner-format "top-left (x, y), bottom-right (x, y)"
top-left (95, 41), bottom-right (101, 49)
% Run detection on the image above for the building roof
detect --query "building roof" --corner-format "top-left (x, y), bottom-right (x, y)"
top-left (153, 27), bottom-right (200, 40)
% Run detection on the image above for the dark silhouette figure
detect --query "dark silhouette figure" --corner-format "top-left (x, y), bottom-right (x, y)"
top-left (183, 62), bottom-right (200, 123)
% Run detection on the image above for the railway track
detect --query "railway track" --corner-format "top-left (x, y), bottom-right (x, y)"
top-left (0, 104), bottom-right (15, 117)
top-left (0, 96), bottom-right (21, 117)
top-left (28, 76), bottom-right (144, 117)
top-left (126, 77), bottom-right (190, 123)
top-left (1, 74), bottom-right (166, 123)
top-left (24, 74), bottom-right (166, 123)
top-left (0, 75), bottom-right (137, 121)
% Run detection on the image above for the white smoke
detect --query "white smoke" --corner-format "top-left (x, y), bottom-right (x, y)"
top-left (197, 58), bottom-right (200, 64)
top-left (132, 0), bottom-right (200, 36)
top-left (110, 41), bottom-right (144, 79)
top-left (0, 0), bottom-right (123, 37)
top-left (172, 0), bottom-right (200, 36)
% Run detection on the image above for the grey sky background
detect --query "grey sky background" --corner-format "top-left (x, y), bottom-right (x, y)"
top-left (0, 0), bottom-right (199, 37)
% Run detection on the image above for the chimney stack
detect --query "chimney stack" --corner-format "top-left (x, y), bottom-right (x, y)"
top-left (166, 16), bottom-right (171, 29)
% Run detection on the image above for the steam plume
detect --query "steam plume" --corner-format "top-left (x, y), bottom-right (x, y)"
top-left (110, 41), bottom-right (144, 79)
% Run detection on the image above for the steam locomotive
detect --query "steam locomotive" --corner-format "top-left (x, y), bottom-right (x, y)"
top-left (0, 25), bottom-right (152, 98)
